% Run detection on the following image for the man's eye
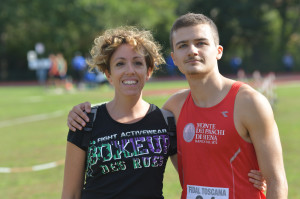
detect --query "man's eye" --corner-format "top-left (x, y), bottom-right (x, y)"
top-left (196, 42), bottom-right (206, 46)
top-left (178, 44), bottom-right (187, 49)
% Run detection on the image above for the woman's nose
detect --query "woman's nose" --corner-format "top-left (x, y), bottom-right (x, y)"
top-left (126, 63), bottom-right (135, 74)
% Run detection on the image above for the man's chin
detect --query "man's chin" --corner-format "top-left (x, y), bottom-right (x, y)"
top-left (186, 69), bottom-right (204, 75)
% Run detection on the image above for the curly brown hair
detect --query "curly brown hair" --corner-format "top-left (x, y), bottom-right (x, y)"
top-left (87, 26), bottom-right (165, 74)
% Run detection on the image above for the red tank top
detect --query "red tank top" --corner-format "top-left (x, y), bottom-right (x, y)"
top-left (177, 82), bottom-right (265, 199)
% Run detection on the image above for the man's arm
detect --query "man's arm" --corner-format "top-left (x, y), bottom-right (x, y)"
top-left (67, 89), bottom-right (189, 132)
top-left (170, 154), bottom-right (178, 172)
top-left (248, 170), bottom-right (267, 192)
top-left (238, 86), bottom-right (288, 198)
top-left (67, 102), bottom-right (92, 132)
top-left (61, 142), bottom-right (86, 199)
top-left (162, 89), bottom-right (189, 121)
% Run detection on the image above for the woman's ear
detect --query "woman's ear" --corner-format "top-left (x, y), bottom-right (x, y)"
top-left (104, 70), bottom-right (113, 85)
top-left (146, 67), bottom-right (153, 81)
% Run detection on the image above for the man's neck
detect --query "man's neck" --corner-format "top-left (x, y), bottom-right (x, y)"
top-left (186, 73), bottom-right (232, 108)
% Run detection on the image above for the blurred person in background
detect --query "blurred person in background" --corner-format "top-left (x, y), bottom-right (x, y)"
top-left (282, 53), bottom-right (294, 72)
top-left (72, 51), bottom-right (87, 89)
top-left (56, 53), bottom-right (68, 89)
top-left (165, 55), bottom-right (177, 76)
top-left (230, 55), bottom-right (242, 75)
top-left (48, 54), bottom-right (59, 88)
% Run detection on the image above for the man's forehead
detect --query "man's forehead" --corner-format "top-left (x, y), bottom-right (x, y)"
top-left (172, 24), bottom-right (212, 41)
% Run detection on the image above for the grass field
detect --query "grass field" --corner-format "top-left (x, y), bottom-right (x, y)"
top-left (0, 80), bottom-right (299, 198)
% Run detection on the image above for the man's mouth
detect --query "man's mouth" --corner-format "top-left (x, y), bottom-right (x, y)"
top-left (185, 58), bottom-right (202, 63)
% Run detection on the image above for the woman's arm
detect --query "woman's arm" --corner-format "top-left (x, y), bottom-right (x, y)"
top-left (61, 142), bottom-right (86, 199)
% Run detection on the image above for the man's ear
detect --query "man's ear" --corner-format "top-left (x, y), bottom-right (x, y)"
top-left (216, 45), bottom-right (223, 60)
top-left (171, 52), bottom-right (177, 66)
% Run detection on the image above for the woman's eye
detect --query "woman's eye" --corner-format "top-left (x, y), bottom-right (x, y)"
top-left (135, 61), bottom-right (143, 66)
top-left (116, 62), bottom-right (124, 66)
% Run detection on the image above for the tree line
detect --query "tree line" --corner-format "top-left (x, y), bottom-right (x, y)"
top-left (0, 0), bottom-right (299, 81)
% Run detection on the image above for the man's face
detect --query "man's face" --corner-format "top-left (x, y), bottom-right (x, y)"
top-left (171, 24), bottom-right (223, 76)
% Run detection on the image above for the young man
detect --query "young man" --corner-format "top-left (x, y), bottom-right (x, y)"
top-left (161, 13), bottom-right (287, 199)
top-left (67, 13), bottom-right (287, 198)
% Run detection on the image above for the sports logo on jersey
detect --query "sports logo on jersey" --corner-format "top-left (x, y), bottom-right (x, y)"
top-left (183, 123), bottom-right (195, 142)
top-left (221, 111), bottom-right (228, 117)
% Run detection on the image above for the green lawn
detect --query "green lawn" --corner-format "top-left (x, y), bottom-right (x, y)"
top-left (273, 83), bottom-right (300, 198)
top-left (0, 80), bottom-right (298, 198)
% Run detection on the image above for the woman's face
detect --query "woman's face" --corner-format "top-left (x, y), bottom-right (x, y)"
top-left (106, 44), bottom-right (151, 97)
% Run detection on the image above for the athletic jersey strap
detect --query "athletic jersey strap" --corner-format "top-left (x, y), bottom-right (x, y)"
top-left (82, 105), bottom-right (177, 149)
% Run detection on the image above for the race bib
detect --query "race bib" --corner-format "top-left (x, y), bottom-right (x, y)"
top-left (186, 185), bottom-right (229, 199)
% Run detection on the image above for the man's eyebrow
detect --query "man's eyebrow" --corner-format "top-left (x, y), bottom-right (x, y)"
top-left (195, 38), bottom-right (209, 42)
top-left (175, 40), bottom-right (188, 47)
top-left (175, 38), bottom-right (209, 47)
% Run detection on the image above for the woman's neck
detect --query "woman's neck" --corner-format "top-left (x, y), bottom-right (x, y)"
top-left (106, 96), bottom-right (150, 124)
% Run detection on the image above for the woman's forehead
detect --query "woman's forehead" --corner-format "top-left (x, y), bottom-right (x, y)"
top-left (111, 44), bottom-right (145, 60)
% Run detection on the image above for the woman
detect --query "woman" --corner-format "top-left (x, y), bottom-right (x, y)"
top-left (62, 26), bottom-right (177, 199)
top-left (62, 26), bottom-right (265, 199)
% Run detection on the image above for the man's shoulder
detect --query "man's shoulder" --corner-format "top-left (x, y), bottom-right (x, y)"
top-left (166, 89), bottom-right (190, 105)
top-left (238, 84), bottom-right (266, 103)
top-left (172, 88), bottom-right (190, 98)
top-left (162, 89), bottom-right (190, 118)
top-left (236, 83), bottom-right (273, 115)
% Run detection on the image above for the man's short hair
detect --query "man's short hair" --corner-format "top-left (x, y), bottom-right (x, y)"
top-left (170, 13), bottom-right (220, 51)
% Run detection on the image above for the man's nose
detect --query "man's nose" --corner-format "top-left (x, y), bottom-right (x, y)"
top-left (187, 45), bottom-right (199, 56)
